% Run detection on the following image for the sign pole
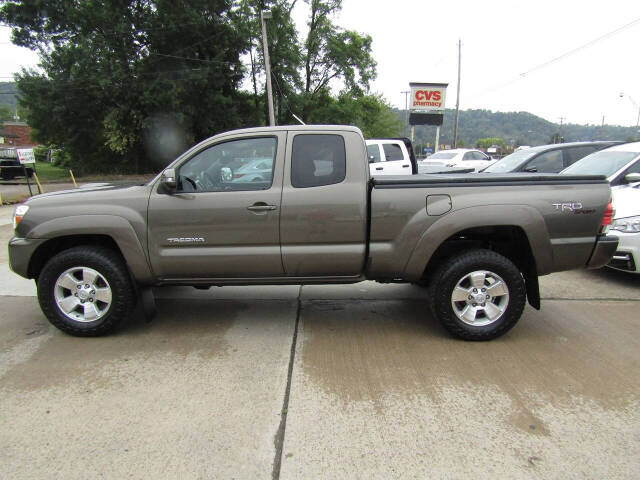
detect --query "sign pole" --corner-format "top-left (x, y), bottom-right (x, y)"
top-left (435, 126), bottom-right (441, 153)
top-left (24, 165), bottom-right (33, 196)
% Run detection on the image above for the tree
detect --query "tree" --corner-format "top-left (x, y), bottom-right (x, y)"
top-left (476, 137), bottom-right (506, 149)
top-left (301, 91), bottom-right (401, 137)
top-left (0, 104), bottom-right (13, 122)
top-left (550, 133), bottom-right (564, 144)
top-left (234, 0), bottom-right (302, 125)
top-left (1, 0), bottom-right (251, 174)
top-left (2, 0), bottom-right (388, 173)
top-left (298, 0), bottom-right (375, 120)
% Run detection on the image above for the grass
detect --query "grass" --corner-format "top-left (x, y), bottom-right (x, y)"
top-left (32, 161), bottom-right (71, 182)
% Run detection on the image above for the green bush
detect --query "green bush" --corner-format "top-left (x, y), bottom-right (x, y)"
top-left (51, 148), bottom-right (72, 168)
top-left (33, 145), bottom-right (49, 163)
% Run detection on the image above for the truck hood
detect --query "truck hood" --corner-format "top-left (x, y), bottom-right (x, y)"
top-left (26, 181), bottom-right (145, 202)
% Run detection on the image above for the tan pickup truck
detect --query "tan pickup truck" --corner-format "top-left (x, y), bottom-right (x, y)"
top-left (9, 125), bottom-right (618, 340)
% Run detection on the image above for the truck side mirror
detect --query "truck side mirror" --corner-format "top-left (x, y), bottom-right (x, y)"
top-left (624, 172), bottom-right (640, 183)
top-left (368, 155), bottom-right (375, 163)
top-left (161, 168), bottom-right (177, 190)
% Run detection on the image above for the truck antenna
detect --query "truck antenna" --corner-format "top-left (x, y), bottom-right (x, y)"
top-left (291, 113), bottom-right (306, 125)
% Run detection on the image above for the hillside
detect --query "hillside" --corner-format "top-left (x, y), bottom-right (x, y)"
top-left (0, 82), bottom-right (18, 110)
top-left (2, 80), bottom-right (637, 146)
top-left (396, 108), bottom-right (639, 149)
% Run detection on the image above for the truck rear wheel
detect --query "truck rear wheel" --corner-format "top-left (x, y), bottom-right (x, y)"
top-left (429, 249), bottom-right (526, 341)
top-left (37, 246), bottom-right (135, 336)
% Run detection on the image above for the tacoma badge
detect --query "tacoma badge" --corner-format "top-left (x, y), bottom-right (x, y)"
top-left (167, 237), bottom-right (205, 243)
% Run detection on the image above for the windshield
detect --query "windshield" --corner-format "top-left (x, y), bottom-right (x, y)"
top-left (483, 149), bottom-right (539, 172)
top-left (428, 152), bottom-right (457, 160)
top-left (561, 151), bottom-right (639, 176)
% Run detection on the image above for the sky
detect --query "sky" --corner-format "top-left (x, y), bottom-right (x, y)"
top-left (2, 0), bottom-right (640, 127)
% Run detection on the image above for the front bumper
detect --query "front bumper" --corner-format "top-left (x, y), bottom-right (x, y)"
top-left (8, 236), bottom-right (47, 279)
top-left (606, 232), bottom-right (640, 273)
top-left (586, 235), bottom-right (619, 269)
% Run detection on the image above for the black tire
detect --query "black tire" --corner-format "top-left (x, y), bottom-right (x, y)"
top-left (429, 249), bottom-right (526, 341)
top-left (37, 246), bottom-right (135, 336)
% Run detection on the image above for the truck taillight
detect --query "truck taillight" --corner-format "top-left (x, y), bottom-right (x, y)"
top-left (600, 200), bottom-right (614, 234)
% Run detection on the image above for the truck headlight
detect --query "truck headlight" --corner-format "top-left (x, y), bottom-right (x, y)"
top-left (12, 205), bottom-right (29, 231)
top-left (611, 215), bottom-right (640, 233)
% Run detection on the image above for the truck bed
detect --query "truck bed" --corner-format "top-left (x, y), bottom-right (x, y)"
top-left (367, 173), bottom-right (611, 280)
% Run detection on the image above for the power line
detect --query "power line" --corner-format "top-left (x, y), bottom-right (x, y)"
top-left (148, 52), bottom-right (245, 66)
top-left (519, 16), bottom-right (640, 77)
top-left (468, 16), bottom-right (640, 101)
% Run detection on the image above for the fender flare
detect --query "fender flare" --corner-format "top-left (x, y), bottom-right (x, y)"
top-left (27, 215), bottom-right (154, 284)
top-left (403, 204), bottom-right (553, 280)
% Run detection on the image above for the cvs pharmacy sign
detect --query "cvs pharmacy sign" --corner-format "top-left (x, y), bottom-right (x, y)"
top-left (409, 83), bottom-right (447, 113)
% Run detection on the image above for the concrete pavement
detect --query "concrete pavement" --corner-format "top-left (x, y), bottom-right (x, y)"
top-left (1, 206), bottom-right (639, 479)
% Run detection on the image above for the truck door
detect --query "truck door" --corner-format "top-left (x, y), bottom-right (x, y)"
top-left (280, 131), bottom-right (368, 277)
top-left (381, 142), bottom-right (412, 174)
top-left (147, 133), bottom-right (286, 279)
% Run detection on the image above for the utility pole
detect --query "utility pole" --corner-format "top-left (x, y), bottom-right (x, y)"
top-left (558, 116), bottom-right (565, 142)
top-left (401, 91), bottom-right (410, 138)
top-left (600, 115), bottom-right (605, 139)
top-left (260, 10), bottom-right (275, 127)
top-left (452, 39), bottom-right (461, 148)
top-left (620, 92), bottom-right (640, 131)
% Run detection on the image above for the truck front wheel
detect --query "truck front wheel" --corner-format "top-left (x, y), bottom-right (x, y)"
top-left (430, 249), bottom-right (526, 341)
top-left (37, 246), bottom-right (135, 336)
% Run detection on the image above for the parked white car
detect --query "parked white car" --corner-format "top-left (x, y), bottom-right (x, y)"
top-left (422, 149), bottom-right (495, 172)
top-left (366, 139), bottom-right (416, 176)
top-left (608, 184), bottom-right (640, 274)
top-left (561, 141), bottom-right (640, 187)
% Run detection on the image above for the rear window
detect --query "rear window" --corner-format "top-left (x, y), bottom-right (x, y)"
top-left (428, 152), bottom-right (456, 160)
top-left (291, 134), bottom-right (346, 188)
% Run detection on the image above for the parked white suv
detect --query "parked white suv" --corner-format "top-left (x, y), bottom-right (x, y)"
top-left (608, 184), bottom-right (640, 274)
top-left (366, 139), bottom-right (416, 176)
top-left (423, 149), bottom-right (494, 172)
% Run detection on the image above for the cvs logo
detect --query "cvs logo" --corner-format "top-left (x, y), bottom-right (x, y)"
top-left (415, 90), bottom-right (441, 101)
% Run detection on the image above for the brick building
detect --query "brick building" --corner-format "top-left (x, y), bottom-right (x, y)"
top-left (0, 121), bottom-right (37, 147)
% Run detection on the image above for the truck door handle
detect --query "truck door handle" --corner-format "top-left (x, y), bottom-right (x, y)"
top-left (247, 202), bottom-right (277, 212)
top-left (402, 164), bottom-right (410, 167)
top-left (375, 167), bottom-right (384, 171)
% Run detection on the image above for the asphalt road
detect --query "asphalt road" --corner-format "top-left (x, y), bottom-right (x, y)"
top-left (1, 207), bottom-right (639, 479)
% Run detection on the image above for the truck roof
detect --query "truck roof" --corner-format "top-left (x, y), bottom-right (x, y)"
top-left (217, 125), bottom-right (363, 136)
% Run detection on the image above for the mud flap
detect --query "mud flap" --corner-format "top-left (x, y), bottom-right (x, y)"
top-left (523, 270), bottom-right (540, 310)
top-left (140, 287), bottom-right (157, 322)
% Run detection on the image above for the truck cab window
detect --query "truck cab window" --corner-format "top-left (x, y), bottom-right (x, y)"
top-left (382, 143), bottom-right (403, 161)
top-left (291, 134), bottom-right (346, 188)
top-left (178, 137), bottom-right (276, 192)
